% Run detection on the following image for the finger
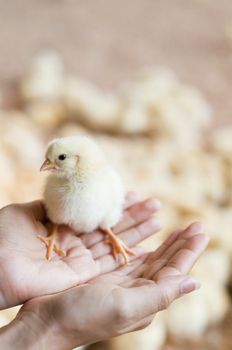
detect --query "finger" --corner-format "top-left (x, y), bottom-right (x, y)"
top-left (81, 198), bottom-right (160, 249)
top-left (17, 200), bottom-right (46, 221)
top-left (89, 259), bottom-right (147, 285)
top-left (116, 255), bottom-right (148, 276)
top-left (154, 275), bottom-right (201, 311)
top-left (123, 192), bottom-right (141, 209)
top-left (79, 229), bottom-right (105, 248)
top-left (89, 258), bottom-right (147, 285)
top-left (97, 247), bottom-right (145, 275)
top-left (117, 217), bottom-right (162, 249)
top-left (123, 229), bottom-right (185, 279)
top-left (115, 275), bottom-right (200, 322)
top-left (114, 198), bottom-right (161, 233)
top-left (91, 217), bottom-right (162, 259)
top-left (143, 228), bottom-right (207, 280)
top-left (128, 263), bottom-right (147, 279)
top-left (144, 222), bottom-right (205, 266)
top-left (143, 239), bottom-right (186, 280)
top-left (142, 230), bottom-right (184, 267)
top-left (153, 233), bottom-right (209, 280)
top-left (131, 223), bottom-right (205, 280)
top-left (79, 195), bottom-right (142, 248)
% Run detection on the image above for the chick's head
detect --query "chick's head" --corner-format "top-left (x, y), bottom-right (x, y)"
top-left (41, 135), bottom-right (107, 177)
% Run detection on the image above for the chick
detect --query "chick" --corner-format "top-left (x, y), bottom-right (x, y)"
top-left (39, 135), bottom-right (135, 263)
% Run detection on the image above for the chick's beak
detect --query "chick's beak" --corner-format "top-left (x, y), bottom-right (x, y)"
top-left (40, 159), bottom-right (56, 171)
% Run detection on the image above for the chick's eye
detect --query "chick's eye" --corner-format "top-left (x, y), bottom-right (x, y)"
top-left (58, 154), bottom-right (67, 161)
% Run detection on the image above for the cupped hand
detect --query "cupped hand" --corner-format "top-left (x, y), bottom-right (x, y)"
top-left (18, 223), bottom-right (209, 350)
top-left (0, 193), bottom-right (161, 309)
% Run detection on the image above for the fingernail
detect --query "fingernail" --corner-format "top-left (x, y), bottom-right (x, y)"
top-left (150, 218), bottom-right (163, 230)
top-left (126, 191), bottom-right (139, 201)
top-left (190, 222), bottom-right (206, 234)
top-left (203, 234), bottom-right (210, 245)
top-left (145, 199), bottom-right (161, 210)
top-left (180, 277), bottom-right (201, 295)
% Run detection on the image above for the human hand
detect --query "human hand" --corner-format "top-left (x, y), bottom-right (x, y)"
top-left (14, 223), bottom-right (208, 350)
top-left (0, 193), bottom-right (161, 309)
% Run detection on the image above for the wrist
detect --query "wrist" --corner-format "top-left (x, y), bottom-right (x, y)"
top-left (17, 302), bottom-right (82, 350)
top-left (0, 309), bottom-right (68, 350)
top-left (0, 317), bottom-right (39, 350)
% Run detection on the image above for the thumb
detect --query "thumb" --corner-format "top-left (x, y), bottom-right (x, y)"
top-left (154, 275), bottom-right (201, 312)
top-left (123, 275), bottom-right (200, 320)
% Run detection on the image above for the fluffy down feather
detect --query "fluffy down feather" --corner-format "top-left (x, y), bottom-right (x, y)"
top-left (43, 135), bottom-right (124, 233)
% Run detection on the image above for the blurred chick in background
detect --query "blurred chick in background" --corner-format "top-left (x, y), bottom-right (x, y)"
top-left (39, 135), bottom-right (135, 263)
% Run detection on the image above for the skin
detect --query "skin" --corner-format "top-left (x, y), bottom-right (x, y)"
top-left (0, 220), bottom-right (209, 350)
top-left (0, 192), bottom-right (162, 309)
top-left (0, 192), bottom-right (209, 349)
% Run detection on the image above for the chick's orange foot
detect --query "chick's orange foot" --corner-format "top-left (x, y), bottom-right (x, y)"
top-left (37, 224), bottom-right (66, 260)
top-left (104, 228), bottom-right (136, 265)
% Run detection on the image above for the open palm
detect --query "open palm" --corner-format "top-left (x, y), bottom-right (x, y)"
top-left (85, 222), bottom-right (209, 337)
top-left (88, 222), bottom-right (209, 336)
top-left (0, 193), bottom-right (161, 309)
top-left (19, 222), bottom-right (208, 349)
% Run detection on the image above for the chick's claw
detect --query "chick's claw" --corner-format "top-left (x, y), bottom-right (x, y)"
top-left (104, 228), bottom-right (136, 265)
top-left (37, 234), bottom-right (66, 260)
top-left (54, 245), bottom-right (66, 258)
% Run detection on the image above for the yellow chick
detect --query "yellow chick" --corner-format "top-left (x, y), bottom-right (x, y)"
top-left (39, 135), bottom-right (135, 263)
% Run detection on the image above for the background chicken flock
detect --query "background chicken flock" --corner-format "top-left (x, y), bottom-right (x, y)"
top-left (0, 52), bottom-right (232, 349)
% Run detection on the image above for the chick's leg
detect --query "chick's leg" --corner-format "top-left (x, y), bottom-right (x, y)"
top-left (37, 224), bottom-right (66, 260)
top-left (104, 228), bottom-right (136, 265)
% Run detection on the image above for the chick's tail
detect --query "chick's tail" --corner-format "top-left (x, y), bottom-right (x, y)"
top-left (104, 228), bottom-right (136, 265)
